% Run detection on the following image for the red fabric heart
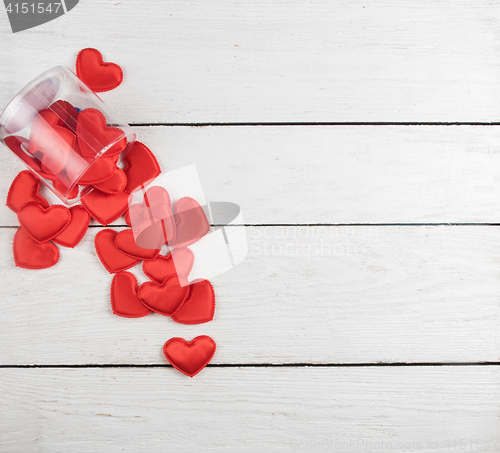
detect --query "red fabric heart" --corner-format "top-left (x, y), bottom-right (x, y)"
top-left (145, 185), bottom-right (171, 207)
top-left (138, 275), bottom-right (190, 316)
top-left (171, 197), bottom-right (210, 248)
top-left (31, 109), bottom-right (63, 131)
top-left (76, 108), bottom-right (127, 158)
top-left (18, 202), bottom-right (71, 243)
top-left (7, 171), bottom-right (48, 213)
top-left (4, 136), bottom-right (42, 172)
top-left (13, 227), bottom-right (59, 269)
top-left (76, 48), bottom-right (123, 93)
top-left (111, 271), bottom-right (152, 318)
top-left (49, 100), bottom-right (78, 132)
top-left (132, 206), bottom-right (176, 249)
top-left (124, 209), bottom-right (131, 227)
top-left (28, 111), bottom-right (75, 174)
top-left (39, 169), bottom-right (80, 200)
top-left (93, 167), bottom-right (127, 193)
top-left (163, 336), bottom-right (216, 377)
top-left (82, 190), bottom-right (129, 226)
top-left (172, 279), bottom-right (215, 325)
top-left (77, 156), bottom-right (116, 185)
top-left (123, 142), bottom-right (161, 193)
top-left (133, 219), bottom-right (168, 250)
top-left (129, 186), bottom-right (176, 248)
top-left (52, 206), bottom-right (90, 248)
top-left (143, 248), bottom-right (194, 283)
top-left (94, 229), bottom-right (141, 274)
top-left (114, 228), bottom-right (160, 261)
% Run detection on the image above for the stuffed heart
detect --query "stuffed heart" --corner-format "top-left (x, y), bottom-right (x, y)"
top-left (114, 228), bottom-right (160, 261)
top-left (171, 197), bottom-right (210, 248)
top-left (94, 229), bottom-right (141, 274)
top-left (76, 109), bottom-right (127, 158)
top-left (52, 206), bottom-right (90, 248)
top-left (123, 142), bottom-right (161, 193)
top-left (172, 279), bottom-right (215, 325)
top-left (76, 48), bottom-right (123, 93)
top-left (13, 227), bottom-right (59, 269)
top-left (138, 275), bottom-right (190, 316)
top-left (31, 109), bottom-right (64, 132)
top-left (111, 271), bottom-right (152, 318)
top-left (143, 248), bottom-right (194, 283)
top-left (163, 336), bottom-right (216, 377)
top-left (132, 218), bottom-right (167, 250)
top-left (82, 190), bottom-right (129, 225)
top-left (4, 136), bottom-right (42, 172)
top-left (39, 169), bottom-right (80, 200)
top-left (7, 171), bottom-right (48, 213)
top-left (144, 185), bottom-right (171, 207)
top-left (124, 209), bottom-right (131, 227)
top-left (93, 167), bottom-right (127, 193)
top-left (132, 205), bottom-right (176, 249)
top-left (49, 100), bottom-right (78, 132)
top-left (77, 156), bottom-right (116, 185)
top-left (18, 202), bottom-right (71, 243)
top-left (28, 111), bottom-right (75, 174)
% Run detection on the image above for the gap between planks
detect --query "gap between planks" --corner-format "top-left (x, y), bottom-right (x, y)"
top-left (130, 122), bottom-right (500, 126)
top-left (1, 362), bottom-right (500, 369)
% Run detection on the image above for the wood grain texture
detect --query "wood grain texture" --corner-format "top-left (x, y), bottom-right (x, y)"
top-left (2, 125), bottom-right (500, 225)
top-left (1, 1), bottom-right (500, 122)
top-left (0, 367), bottom-right (499, 452)
top-left (1, 226), bottom-right (499, 365)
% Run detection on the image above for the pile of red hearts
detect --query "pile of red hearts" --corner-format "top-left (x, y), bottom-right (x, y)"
top-left (4, 48), bottom-right (217, 377)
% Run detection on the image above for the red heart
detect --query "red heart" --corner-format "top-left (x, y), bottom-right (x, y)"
top-left (76, 48), bottom-right (123, 93)
top-left (52, 206), bottom-right (90, 248)
top-left (111, 271), bottom-right (152, 318)
top-left (13, 227), bottom-right (59, 269)
top-left (171, 197), bottom-right (210, 248)
top-left (7, 171), bottom-right (48, 213)
top-left (77, 156), bottom-right (116, 185)
top-left (49, 100), bottom-right (78, 132)
top-left (123, 142), bottom-right (161, 193)
top-left (138, 275), bottom-right (190, 316)
top-left (128, 186), bottom-right (175, 248)
top-left (28, 111), bottom-right (75, 174)
top-left (18, 202), bottom-right (71, 243)
top-left (172, 279), bottom-right (215, 325)
top-left (145, 185), bottom-right (171, 207)
top-left (39, 169), bottom-right (80, 200)
top-left (94, 229), bottom-right (141, 274)
top-left (143, 248), bottom-right (194, 283)
top-left (93, 167), bottom-right (127, 193)
top-left (114, 228), bottom-right (160, 261)
top-left (124, 209), bottom-right (131, 227)
top-left (163, 336), bottom-right (216, 377)
top-left (132, 205), bottom-right (176, 249)
top-left (31, 109), bottom-right (63, 132)
top-left (132, 219), bottom-right (167, 250)
top-left (82, 190), bottom-right (129, 226)
top-left (4, 136), bottom-right (42, 172)
top-left (76, 109), bottom-right (127, 158)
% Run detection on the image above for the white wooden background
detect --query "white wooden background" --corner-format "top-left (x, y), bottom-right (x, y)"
top-left (1, 1), bottom-right (500, 451)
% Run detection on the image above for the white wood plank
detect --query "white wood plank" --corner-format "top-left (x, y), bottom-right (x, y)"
top-left (0, 367), bottom-right (498, 452)
top-left (1, 1), bottom-right (500, 122)
top-left (1, 226), bottom-right (499, 365)
top-left (2, 125), bottom-right (500, 225)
